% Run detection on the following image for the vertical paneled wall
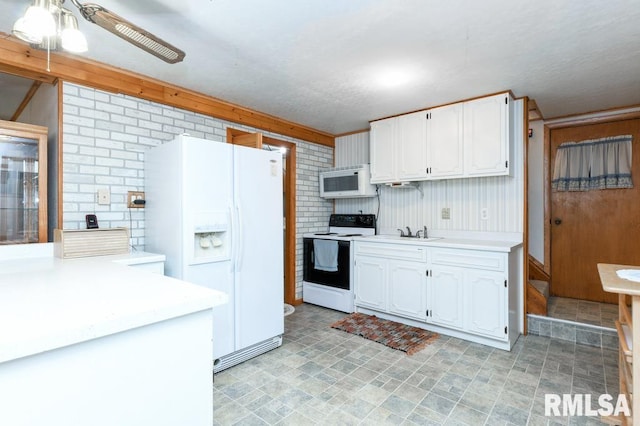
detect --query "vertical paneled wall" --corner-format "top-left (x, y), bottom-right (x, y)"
top-left (61, 82), bottom-right (332, 300)
top-left (336, 99), bottom-right (525, 237)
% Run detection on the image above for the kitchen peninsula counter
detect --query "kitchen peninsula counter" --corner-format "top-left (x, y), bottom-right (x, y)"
top-left (0, 250), bottom-right (228, 426)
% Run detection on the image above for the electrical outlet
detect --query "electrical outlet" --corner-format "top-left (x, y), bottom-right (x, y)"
top-left (441, 207), bottom-right (450, 220)
top-left (127, 191), bottom-right (145, 208)
top-left (481, 208), bottom-right (489, 220)
top-left (97, 188), bottom-right (110, 205)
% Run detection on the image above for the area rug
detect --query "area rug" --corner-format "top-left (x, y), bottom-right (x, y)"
top-left (330, 312), bottom-right (438, 355)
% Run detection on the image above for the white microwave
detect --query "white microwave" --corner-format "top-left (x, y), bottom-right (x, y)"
top-left (319, 165), bottom-right (376, 198)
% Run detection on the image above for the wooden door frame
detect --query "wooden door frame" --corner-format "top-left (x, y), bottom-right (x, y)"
top-left (226, 128), bottom-right (299, 306)
top-left (543, 109), bottom-right (640, 279)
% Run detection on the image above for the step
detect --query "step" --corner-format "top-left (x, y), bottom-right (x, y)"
top-left (530, 279), bottom-right (549, 299)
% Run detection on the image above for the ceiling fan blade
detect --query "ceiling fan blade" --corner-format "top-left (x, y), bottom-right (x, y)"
top-left (73, 2), bottom-right (185, 64)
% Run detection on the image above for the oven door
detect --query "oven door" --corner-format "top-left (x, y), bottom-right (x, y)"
top-left (303, 238), bottom-right (350, 290)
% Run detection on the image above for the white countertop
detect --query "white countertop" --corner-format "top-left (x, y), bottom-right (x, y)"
top-left (353, 234), bottom-right (522, 252)
top-left (0, 255), bottom-right (228, 364)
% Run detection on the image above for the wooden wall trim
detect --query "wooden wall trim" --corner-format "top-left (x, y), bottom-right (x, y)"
top-left (529, 255), bottom-right (550, 282)
top-left (57, 81), bottom-right (63, 231)
top-left (10, 80), bottom-right (41, 121)
top-left (522, 97), bottom-right (529, 335)
top-left (0, 35), bottom-right (335, 147)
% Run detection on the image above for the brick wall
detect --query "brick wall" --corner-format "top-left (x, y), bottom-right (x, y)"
top-left (61, 82), bottom-right (333, 300)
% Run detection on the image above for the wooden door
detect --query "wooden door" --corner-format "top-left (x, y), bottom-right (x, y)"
top-left (550, 118), bottom-right (640, 303)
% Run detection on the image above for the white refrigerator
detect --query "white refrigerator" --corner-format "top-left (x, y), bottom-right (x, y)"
top-left (145, 134), bottom-right (284, 372)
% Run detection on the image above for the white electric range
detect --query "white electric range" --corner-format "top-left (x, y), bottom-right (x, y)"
top-left (302, 214), bottom-right (376, 312)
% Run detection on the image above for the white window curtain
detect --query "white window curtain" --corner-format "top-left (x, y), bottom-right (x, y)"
top-left (552, 135), bottom-right (633, 191)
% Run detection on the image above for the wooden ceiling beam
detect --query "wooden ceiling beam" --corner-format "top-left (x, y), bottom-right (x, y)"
top-left (0, 62), bottom-right (57, 84)
top-left (0, 35), bottom-right (334, 147)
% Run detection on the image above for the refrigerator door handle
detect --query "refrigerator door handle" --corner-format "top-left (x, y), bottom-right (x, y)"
top-left (230, 205), bottom-right (237, 273)
top-left (236, 205), bottom-right (243, 272)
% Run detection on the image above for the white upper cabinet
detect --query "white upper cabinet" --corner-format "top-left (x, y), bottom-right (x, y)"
top-left (463, 93), bottom-right (511, 177)
top-left (369, 92), bottom-right (513, 183)
top-left (426, 102), bottom-right (464, 178)
top-left (370, 111), bottom-right (428, 183)
top-left (369, 118), bottom-right (397, 183)
top-left (397, 111), bottom-right (428, 181)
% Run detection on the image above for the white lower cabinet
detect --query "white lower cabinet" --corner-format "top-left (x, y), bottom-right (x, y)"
top-left (388, 260), bottom-right (427, 321)
top-left (353, 256), bottom-right (387, 311)
top-left (428, 266), bottom-right (464, 329)
top-left (354, 240), bottom-right (519, 351)
top-left (465, 269), bottom-right (507, 339)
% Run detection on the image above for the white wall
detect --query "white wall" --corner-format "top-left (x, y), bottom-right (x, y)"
top-left (335, 99), bottom-right (525, 238)
top-left (61, 82), bottom-right (333, 300)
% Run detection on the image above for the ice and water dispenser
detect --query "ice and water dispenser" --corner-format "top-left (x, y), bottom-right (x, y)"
top-left (189, 210), bottom-right (230, 264)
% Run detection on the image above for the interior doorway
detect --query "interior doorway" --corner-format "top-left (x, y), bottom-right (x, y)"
top-left (548, 117), bottom-right (640, 305)
top-left (227, 128), bottom-right (298, 306)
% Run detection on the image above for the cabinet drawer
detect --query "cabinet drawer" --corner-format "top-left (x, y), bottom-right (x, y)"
top-left (431, 248), bottom-right (505, 272)
top-left (355, 242), bottom-right (427, 262)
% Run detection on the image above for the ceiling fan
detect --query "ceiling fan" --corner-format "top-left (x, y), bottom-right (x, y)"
top-left (12, 0), bottom-right (185, 64)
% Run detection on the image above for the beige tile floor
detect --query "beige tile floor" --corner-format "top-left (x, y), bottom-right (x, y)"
top-left (212, 303), bottom-right (618, 425)
top-left (547, 297), bottom-right (618, 329)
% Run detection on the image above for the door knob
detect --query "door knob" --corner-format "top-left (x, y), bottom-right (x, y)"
top-left (554, 218), bottom-right (562, 225)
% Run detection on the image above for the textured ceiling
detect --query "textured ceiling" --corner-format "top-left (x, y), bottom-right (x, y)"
top-left (1, 0), bottom-right (639, 134)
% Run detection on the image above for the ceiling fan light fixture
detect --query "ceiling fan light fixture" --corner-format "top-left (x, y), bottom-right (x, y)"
top-left (74, 2), bottom-right (185, 64)
top-left (12, 0), bottom-right (57, 44)
top-left (60, 11), bottom-right (88, 52)
top-left (23, 0), bottom-right (57, 36)
top-left (12, 0), bottom-right (88, 55)
top-left (12, 16), bottom-right (44, 44)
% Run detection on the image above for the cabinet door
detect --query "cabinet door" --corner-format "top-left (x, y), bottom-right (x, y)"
top-left (465, 269), bottom-right (507, 340)
top-left (426, 103), bottom-right (464, 178)
top-left (428, 266), bottom-right (464, 329)
top-left (0, 121), bottom-right (48, 244)
top-left (388, 260), bottom-right (427, 320)
top-left (369, 118), bottom-right (397, 183)
top-left (354, 256), bottom-right (387, 311)
top-left (397, 111), bottom-right (428, 181)
top-left (463, 93), bottom-right (510, 177)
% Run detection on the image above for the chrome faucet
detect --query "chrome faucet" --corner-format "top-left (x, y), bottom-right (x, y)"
top-left (397, 228), bottom-right (405, 237)
top-left (416, 226), bottom-right (428, 238)
top-left (405, 226), bottom-right (412, 237)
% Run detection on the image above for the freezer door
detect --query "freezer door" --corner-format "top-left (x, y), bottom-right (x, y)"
top-left (233, 145), bottom-right (284, 349)
top-left (180, 136), bottom-right (235, 360)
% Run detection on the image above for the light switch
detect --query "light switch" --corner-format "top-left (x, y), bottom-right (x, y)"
top-left (97, 188), bottom-right (110, 205)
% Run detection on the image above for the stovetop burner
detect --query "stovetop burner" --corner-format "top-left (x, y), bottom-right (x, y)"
top-left (314, 232), bottom-right (338, 236)
top-left (338, 233), bottom-right (363, 237)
